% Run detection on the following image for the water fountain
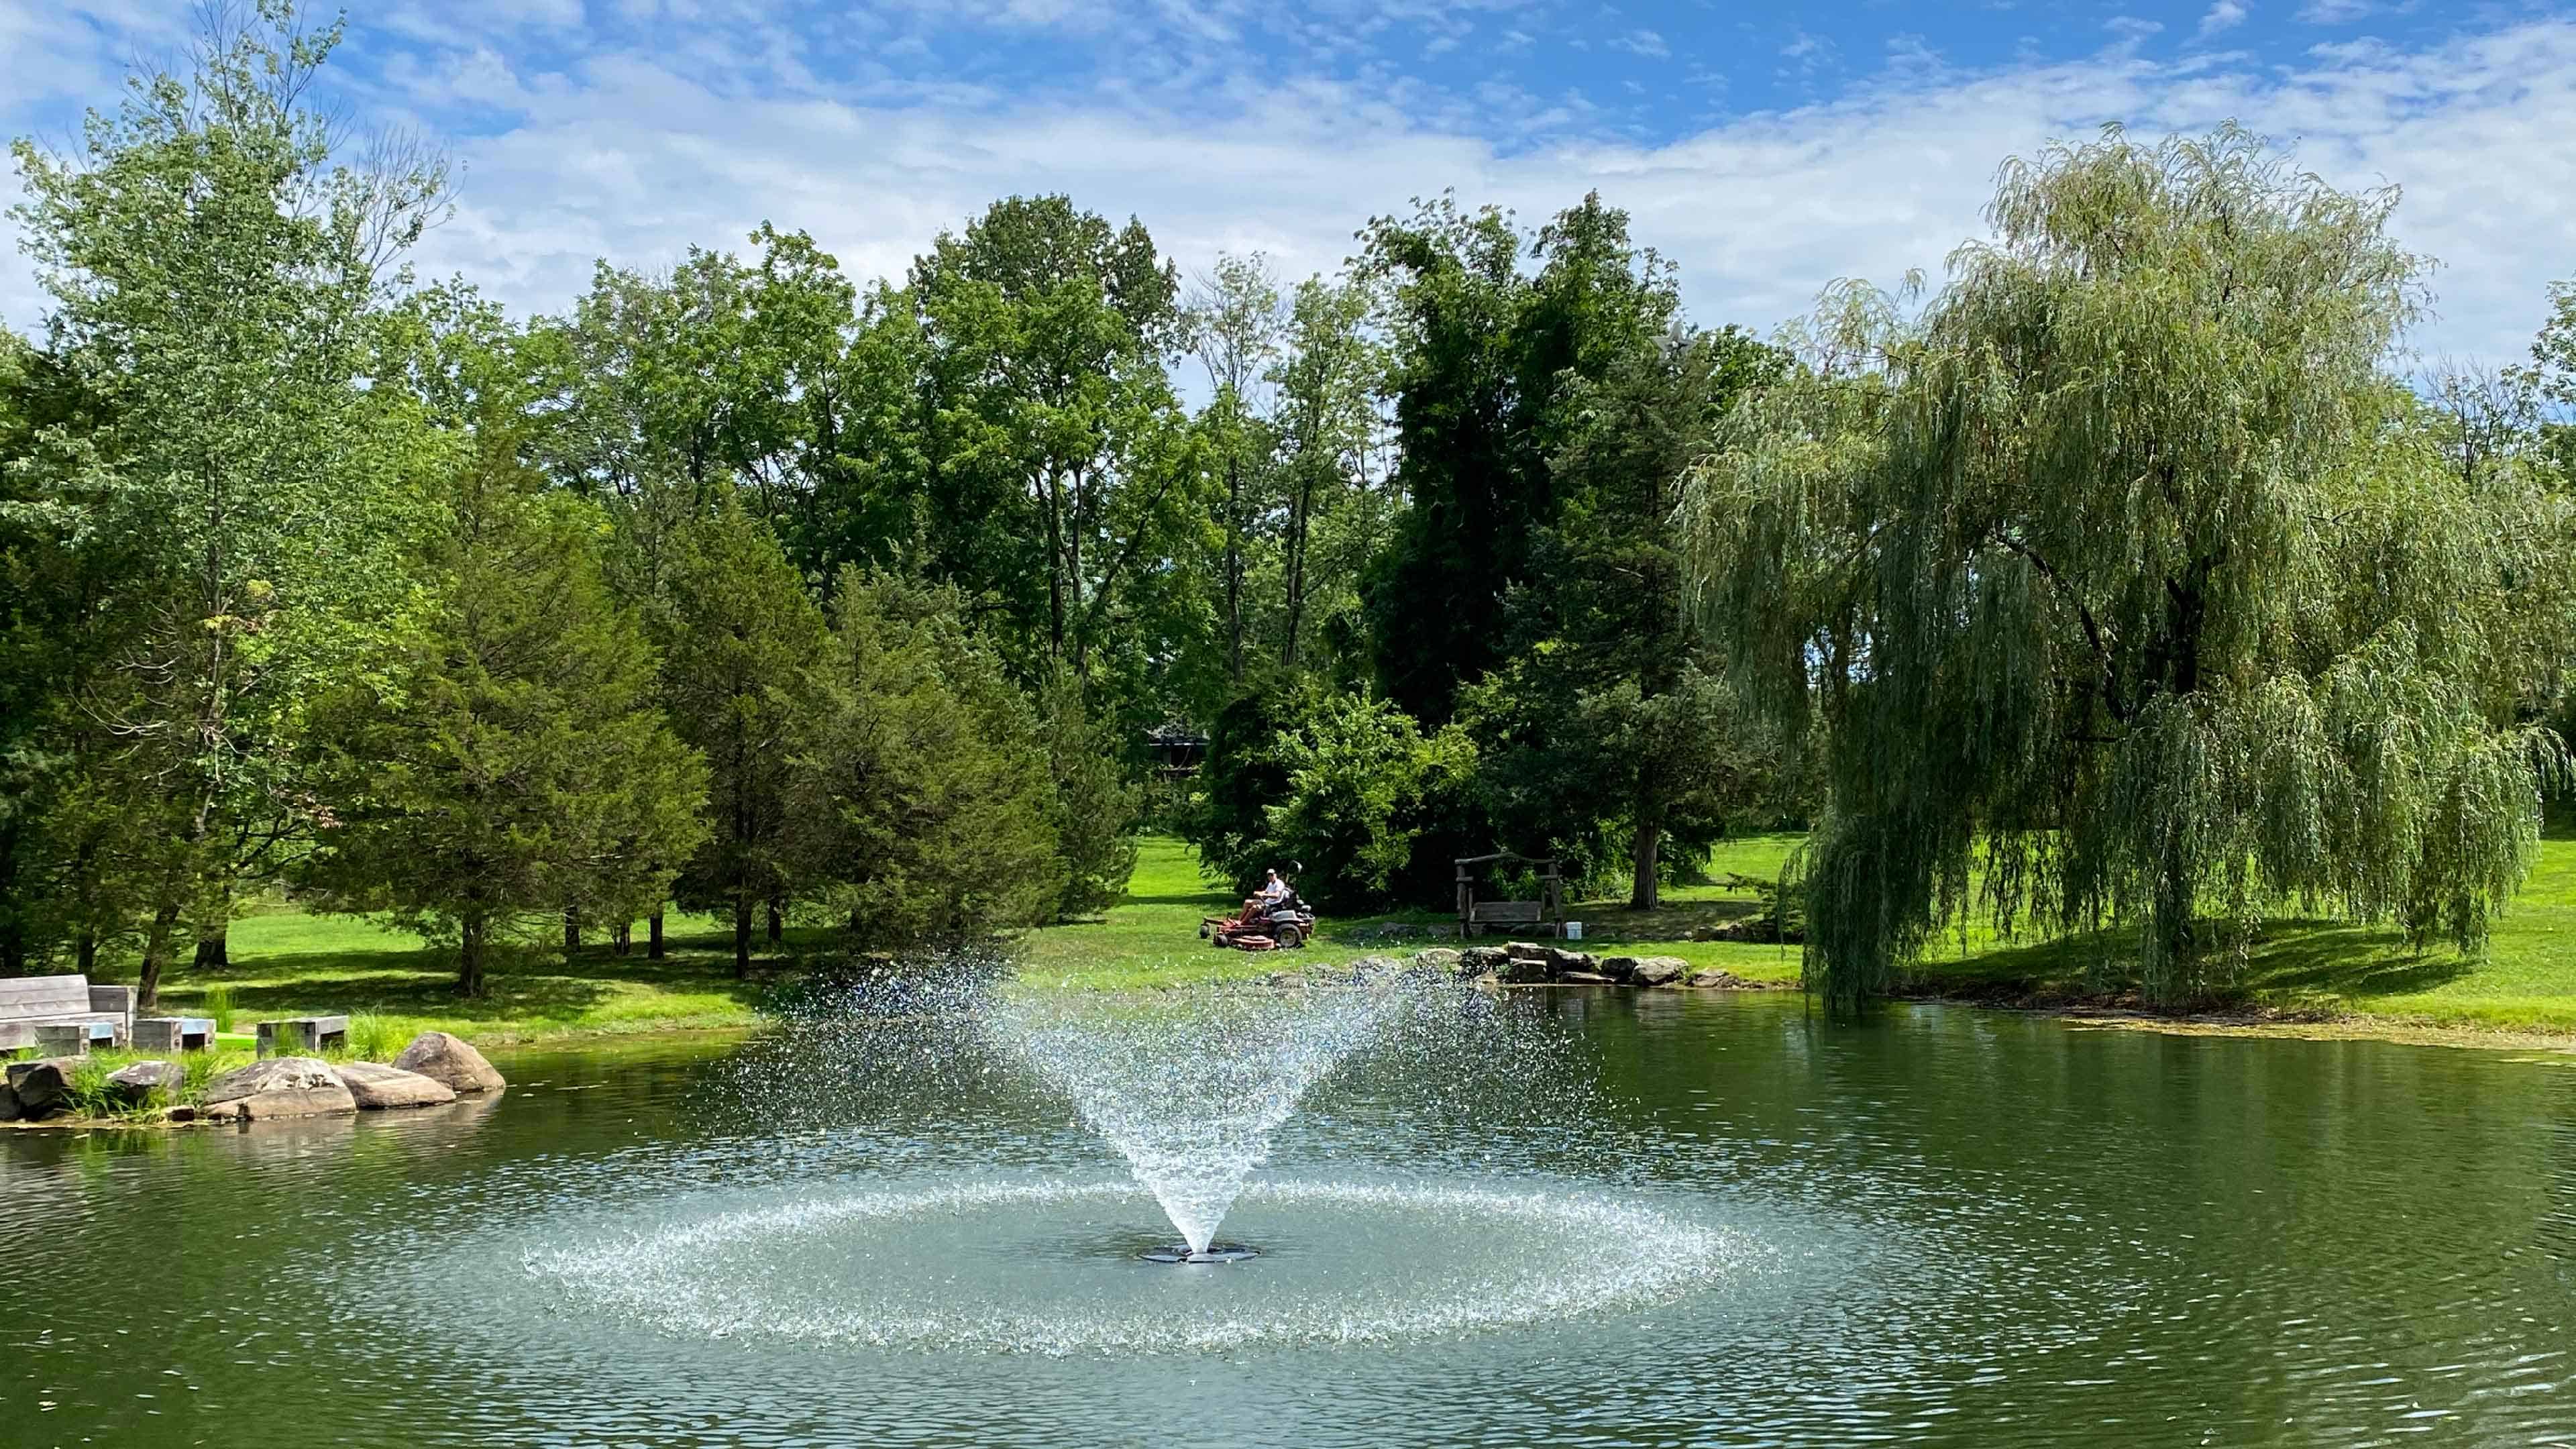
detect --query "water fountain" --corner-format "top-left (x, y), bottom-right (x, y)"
top-left (987, 981), bottom-right (1409, 1262)
top-left (497, 964), bottom-right (1740, 1356)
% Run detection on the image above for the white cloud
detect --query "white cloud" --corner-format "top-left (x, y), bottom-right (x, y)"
top-left (2299, 0), bottom-right (2378, 23)
top-left (1611, 29), bottom-right (1668, 60)
top-left (4, 11), bottom-right (2572, 370)
top-left (2198, 1), bottom-right (2249, 39)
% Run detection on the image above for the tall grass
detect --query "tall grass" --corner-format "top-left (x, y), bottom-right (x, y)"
top-left (201, 982), bottom-right (237, 1033)
top-left (346, 1012), bottom-right (407, 1061)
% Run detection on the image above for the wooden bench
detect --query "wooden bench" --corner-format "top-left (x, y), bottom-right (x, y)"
top-left (0, 975), bottom-right (135, 1053)
top-left (256, 1016), bottom-right (350, 1058)
top-left (1466, 900), bottom-right (1560, 936)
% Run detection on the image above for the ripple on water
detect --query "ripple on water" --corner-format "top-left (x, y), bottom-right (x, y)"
top-left (510, 1177), bottom-right (1748, 1356)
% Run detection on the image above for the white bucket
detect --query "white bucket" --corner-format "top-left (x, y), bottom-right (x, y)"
top-left (1564, 921), bottom-right (1583, 941)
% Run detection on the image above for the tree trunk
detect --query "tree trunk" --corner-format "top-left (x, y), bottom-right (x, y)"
top-left (1224, 451), bottom-right (1244, 680)
top-left (138, 900), bottom-right (182, 1012)
top-left (766, 897), bottom-right (783, 945)
top-left (733, 896), bottom-right (753, 980)
top-left (562, 907), bottom-right (581, 958)
top-left (192, 924), bottom-right (229, 971)
top-left (76, 933), bottom-right (97, 977)
top-left (613, 920), bottom-right (632, 957)
top-left (648, 908), bottom-right (665, 959)
top-left (1629, 817), bottom-right (1662, 911)
top-left (460, 914), bottom-right (486, 996)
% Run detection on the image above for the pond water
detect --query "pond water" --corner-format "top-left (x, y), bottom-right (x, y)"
top-left (3, 991), bottom-right (2573, 1447)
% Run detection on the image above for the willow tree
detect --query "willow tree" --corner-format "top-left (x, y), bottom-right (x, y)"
top-left (1689, 127), bottom-right (2567, 1010)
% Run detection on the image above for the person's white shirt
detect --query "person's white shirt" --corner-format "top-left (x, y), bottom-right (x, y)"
top-left (1258, 875), bottom-right (1289, 904)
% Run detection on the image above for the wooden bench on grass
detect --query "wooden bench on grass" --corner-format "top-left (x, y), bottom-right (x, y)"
top-left (0, 975), bottom-right (136, 1053)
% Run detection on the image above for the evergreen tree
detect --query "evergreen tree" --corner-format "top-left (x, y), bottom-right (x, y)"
top-left (307, 428), bottom-right (707, 995)
top-left (790, 574), bottom-right (1063, 947)
top-left (657, 503), bottom-right (831, 977)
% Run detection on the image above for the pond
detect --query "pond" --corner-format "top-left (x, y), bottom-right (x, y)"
top-left (2, 991), bottom-right (2571, 1446)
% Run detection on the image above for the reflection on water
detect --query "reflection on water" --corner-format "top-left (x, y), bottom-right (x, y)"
top-left (1, 999), bottom-right (2571, 1447)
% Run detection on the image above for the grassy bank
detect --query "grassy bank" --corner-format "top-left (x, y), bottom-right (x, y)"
top-left (1027, 830), bottom-right (2576, 1044)
top-left (46, 824), bottom-right (2576, 1057)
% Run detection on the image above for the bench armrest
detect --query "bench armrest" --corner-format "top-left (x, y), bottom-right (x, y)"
top-left (87, 984), bottom-right (135, 1020)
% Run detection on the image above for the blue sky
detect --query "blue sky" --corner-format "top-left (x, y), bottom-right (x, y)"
top-left (5, 1), bottom-right (2575, 366)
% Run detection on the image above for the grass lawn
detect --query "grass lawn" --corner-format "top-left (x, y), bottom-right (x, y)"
top-left (64, 820), bottom-right (2576, 1058)
top-left (140, 907), bottom-right (789, 1050)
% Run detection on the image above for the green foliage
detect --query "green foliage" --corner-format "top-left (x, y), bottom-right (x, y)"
top-left (789, 573), bottom-right (1064, 947)
top-left (1360, 193), bottom-right (1680, 724)
top-left (1038, 680), bottom-right (1140, 919)
top-left (1690, 126), bottom-right (2570, 1010)
top-left (1251, 692), bottom-right (1479, 912)
top-left (654, 502), bottom-right (831, 973)
top-left (305, 427), bottom-right (709, 994)
top-left (200, 983), bottom-right (237, 1034)
top-left (6, 1), bottom-right (448, 1004)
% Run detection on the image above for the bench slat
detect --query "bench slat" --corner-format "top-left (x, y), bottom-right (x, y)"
top-left (1469, 901), bottom-right (1546, 922)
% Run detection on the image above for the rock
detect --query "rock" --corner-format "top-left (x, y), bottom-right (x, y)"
top-left (1498, 953), bottom-right (1553, 985)
top-left (333, 1061), bottom-right (457, 1110)
top-left (1347, 955), bottom-right (1404, 982)
top-left (1503, 941), bottom-right (1551, 961)
top-left (199, 1057), bottom-right (358, 1120)
top-left (1686, 925), bottom-right (1721, 943)
top-left (1598, 956), bottom-right (1640, 984)
top-left (4, 1057), bottom-right (81, 1118)
top-left (390, 1031), bottom-right (506, 1093)
top-left (0, 1081), bottom-right (19, 1122)
top-left (1413, 948), bottom-right (1463, 975)
top-left (105, 1060), bottom-right (185, 1108)
top-left (164, 1104), bottom-right (197, 1123)
top-left (1546, 947), bottom-right (1597, 976)
top-left (1631, 957), bottom-right (1689, 987)
top-left (1686, 967), bottom-right (1750, 989)
top-left (1558, 970), bottom-right (1613, 985)
top-left (1460, 946), bottom-right (1513, 977)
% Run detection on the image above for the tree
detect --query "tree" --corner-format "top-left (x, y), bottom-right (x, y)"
top-left (1468, 324), bottom-right (1787, 908)
top-left (1360, 193), bottom-right (1680, 723)
top-left (9, 1), bottom-right (449, 1004)
top-left (657, 503), bottom-right (830, 977)
top-left (1690, 127), bottom-right (2568, 1010)
top-left (1185, 254), bottom-right (1283, 683)
top-left (898, 195), bottom-right (1200, 682)
top-left (1038, 678), bottom-right (1140, 919)
top-left (1258, 692), bottom-right (1479, 912)
top-left (789, 573), bottom-right (1063, 946)
top-left (307, 429), bottom-right (707, 995)
top-left (1269, 276), bottom-right (1389, 672)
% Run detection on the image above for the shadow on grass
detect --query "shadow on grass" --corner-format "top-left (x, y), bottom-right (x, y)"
top-left (1906, 916), bottom-right (2473, 1009)
top-left (157, 930), bottom-right (810, 1023)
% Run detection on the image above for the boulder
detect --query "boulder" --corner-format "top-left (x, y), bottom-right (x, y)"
top-left (164, 1104), bottom-right (198, 1124)
top-left (4, 1057), bottom-right (81, 1118)
top-left (333, 1061), bottom-right (457, 1110)
top-left (1686, 967), bottom-right (1751, 989)
top-left (1498, 953), bottom-right (1553, 985)
top-left (1558, 970), bottom-right (1613, 985)
top-left (1459, 946), bottom-right (1513, 977)
top-left (390, 1031), bottom-right (506, 1093)
top-left (1413, 948), bottom-right (1463, 975)
top-left (105, 1059), bottom-right (185, 1108)
top-left (1631, 957), bottom-right (1689, 987)
top-left (199, 1057), bottom-right (358, 1120)
top-left (0, 1081), bottom-right (19, 1122)
top-left (1502, 941), bottom-right (1551, 961)
top-left (1597, 956), bottom-right (1641, 984)
top-left (1546, 947), bottom-right (1597, 976)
